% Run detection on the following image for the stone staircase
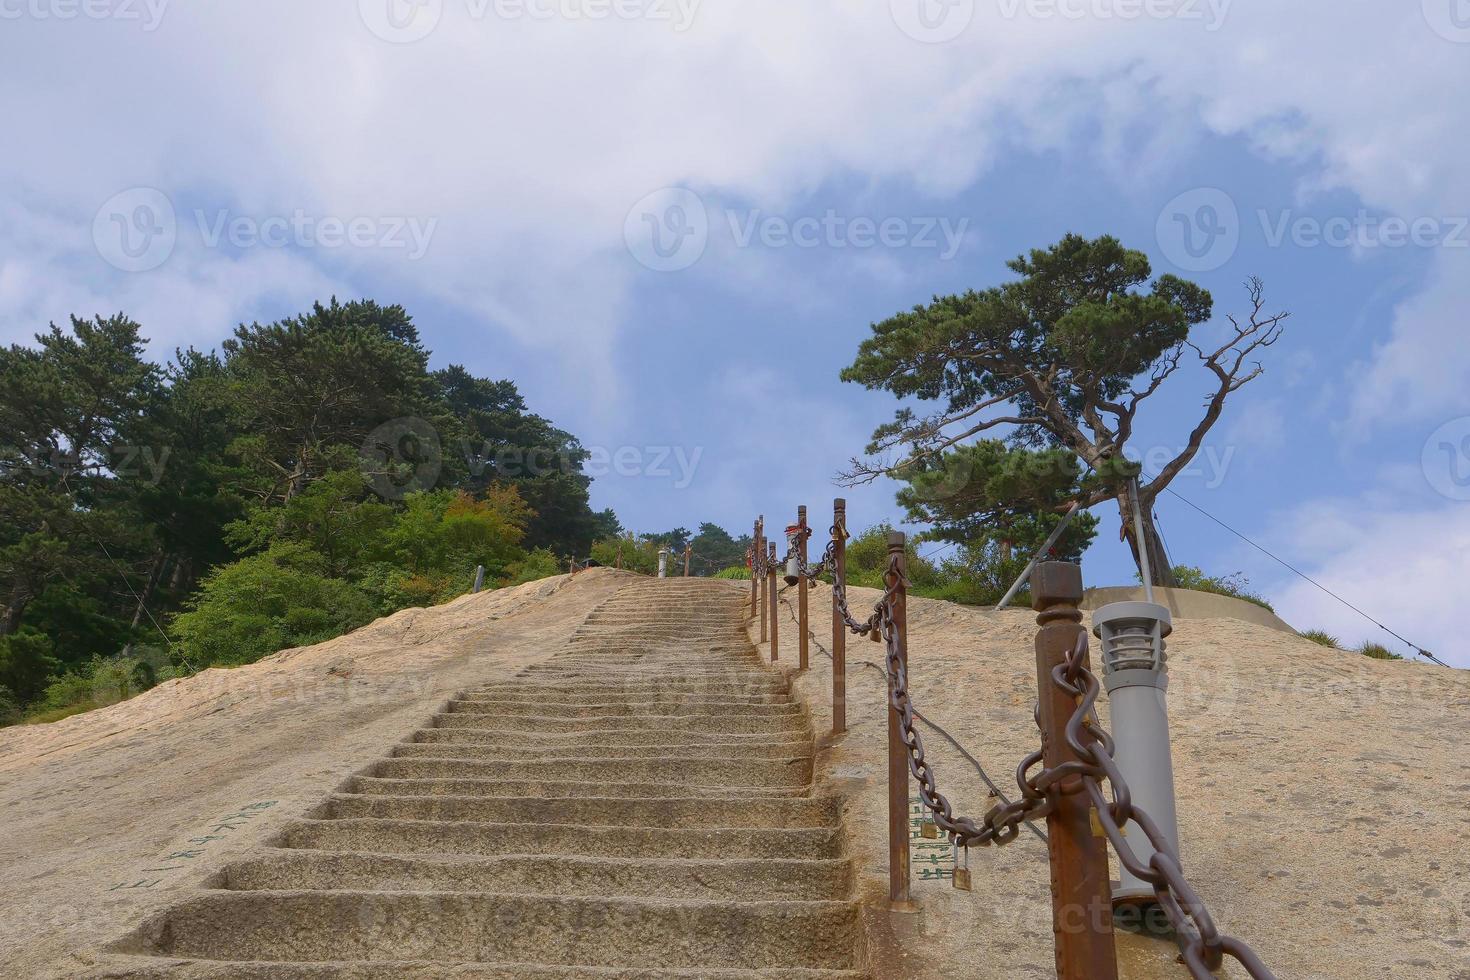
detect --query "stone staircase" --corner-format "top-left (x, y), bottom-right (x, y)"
top-left (101, 578), bottom-right (869, 978)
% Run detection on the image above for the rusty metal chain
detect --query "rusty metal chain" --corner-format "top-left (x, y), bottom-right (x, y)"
top-left (752, 511), bottom-right (1275, 978)
top-left (774, 581), bottom-right (1048, 845)
top-left (873, 541), bottom-right (1276, 979)
top-left (1052, 634), bottom-right (1277, 979)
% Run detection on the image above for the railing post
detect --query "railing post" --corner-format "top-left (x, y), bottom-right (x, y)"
top-left (757, 518), bottom-right (767, 642)
top-left (657, 547), bottom-right (668, 579)
top-left (831, 498), bottom-right (847, 735)
top-left (472, 565), bottom-right (485, 593)
top-left (683, 545), bottom-right (692, 577)
top-left (767, 541), bottom-right (779, 662)
top-left (797, 504), bottom-right (809, 671)
top-left (887, 531), bottom-right (916, 912)
top-left (1032, 562), bottom-right (1118, 980)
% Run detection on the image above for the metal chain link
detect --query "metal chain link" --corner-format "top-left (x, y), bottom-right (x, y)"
top-left (752, 511), bottom-right (1275, 977)
top-left (868, 543), bottom-right (1277, 979)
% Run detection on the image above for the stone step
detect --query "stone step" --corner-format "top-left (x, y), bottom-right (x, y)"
top-left (454, 691), bottom-right (792, 706)
top-left (443, 700), bottom-right (803, 718)
top-left (467, 679), bottom-right (788, 693)
top-left (117, 891), bottom-right (861, 970)
top-left (398, 739), bottom-right (808, 761)
top-left (94, 959), bottom-right (868, 979)
top-left (429, 713), bottom-right (807, 734)
top-left (347, 777), bottom-right (806, 800)
top-left (409, 729), bottom-right (806, 748)
top-left (283, 819), bottom-right (843, 860)
top-left (371, 755), bottom-right (813, 788)
top-left (324, 794), bottom-right (838, 828)
top-left (219, 851), bottom-right (852, 900)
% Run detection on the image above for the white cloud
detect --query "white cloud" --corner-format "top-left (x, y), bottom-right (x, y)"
top-left (1267, 496), bottom-right (1470, 667)
top-left (1, 0), bottom-right (1467, 479)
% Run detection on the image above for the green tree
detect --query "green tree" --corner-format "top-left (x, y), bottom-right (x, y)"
top-left (222, 299), bottom-right (436, 505)
top-left (0, 314), bottom-right (158, 635)
top-left (686, 523), bottom-right (752, 576)
top-left (841, 234), bottom-right (1289, 587)
top-left (171, 543), bottom-right (378, 667)
top-left (894, 440), bottom-right (1098, 560)
top-left (434, 365), bottom-right (604, 556)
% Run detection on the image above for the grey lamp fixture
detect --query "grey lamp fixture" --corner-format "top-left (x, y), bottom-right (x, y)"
top-left (1092, 599), bottom-right (1181, 908)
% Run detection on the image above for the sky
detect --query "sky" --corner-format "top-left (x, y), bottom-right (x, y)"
top-left (2, 0), bottom-right (1468, 664)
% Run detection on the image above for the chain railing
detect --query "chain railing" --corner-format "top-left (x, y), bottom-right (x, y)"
top-left (747, 498), bottom-right (1277, 980)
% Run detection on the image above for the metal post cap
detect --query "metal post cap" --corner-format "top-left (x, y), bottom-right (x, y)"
top-left (1091, 601), bottom-right (1173, 637)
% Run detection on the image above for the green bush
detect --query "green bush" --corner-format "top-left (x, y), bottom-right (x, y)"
top-left (1359, 641), bottom-right (1402, 661)
top-left (0, 630), bottom-right (62, 703)
top-left (171, 543), bottom-right (378, 667)
top-left (1299, 629), bottom-right (1342, 649)
top-left (505, 547), bottom-right (563, 585)
top-left (23, 649), bottom-right (181, 724)
top-left (714, 566), bottom-right (750, 580)
top-left (589, 536), bottom-right (663, 575)
top-left (1161, 565), bottom-right (1274, 611)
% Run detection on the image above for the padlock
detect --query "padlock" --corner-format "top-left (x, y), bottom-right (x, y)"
top-left (952, 841), bottom-right (972, 892)
top-left (919, 820), bottom-right (939, 840)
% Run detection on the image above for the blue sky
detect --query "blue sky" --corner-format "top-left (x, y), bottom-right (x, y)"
top-left (2, 0), bottom-right (1468, 663)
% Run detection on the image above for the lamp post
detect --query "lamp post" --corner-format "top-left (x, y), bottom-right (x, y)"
top-left (1093, 600), bottom-right (1180, 907)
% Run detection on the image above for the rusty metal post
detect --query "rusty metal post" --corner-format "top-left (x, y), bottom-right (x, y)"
top-left (797, 505), bottom-right (809, 671)
top-left (751, 518), bottom-right (761, 615)
top-left (767, 541), bottom-right (779, 663)
top-left (831, 498), bottom-right (847, 735)
top-left (683, 545), bottom-right (691, 577)
top-left (1032, 562), bottom-right (1118, 980)
top-left (887, 531), bottom-right (916, 911)
top-left (757, 519), bottom-right (767, 642)
top-left (615, 542), bottom-right (623, 570)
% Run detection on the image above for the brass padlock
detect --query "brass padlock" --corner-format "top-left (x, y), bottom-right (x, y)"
top-left (952, 841), bottom-right (972, 892)
top-left (919, 820), bottom-right (939, 840)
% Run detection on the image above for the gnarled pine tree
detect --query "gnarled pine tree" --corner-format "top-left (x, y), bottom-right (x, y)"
top-left (839, 234), bottom-right (1288, 587)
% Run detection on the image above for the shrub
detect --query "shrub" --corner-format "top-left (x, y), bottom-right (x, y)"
top-left (714, 566), bottom-right (750, 580)
top-left (1359, 641), bottom-right (1402, 661)
top-left (505, 547), bottom-right (564, 585)
top-left (24, 649), bottom-right (180, 724)
top-left (0, 630), bottom-right (62, 703)
top-left (1162, 565), bottom-right (1274, 611)
top-left (1299, 629), bottom-right (1342, 649)
top-left (171, 543), bottom-right (378, 667)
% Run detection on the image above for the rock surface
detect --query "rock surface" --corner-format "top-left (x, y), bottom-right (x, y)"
top-left (3, 568), bottom-right (1466, 978)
